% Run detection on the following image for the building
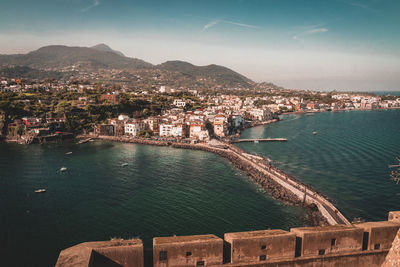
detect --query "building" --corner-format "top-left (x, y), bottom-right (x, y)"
top-left (100, 93), bottom-right (119, 104)
top-left (231, 114), bottom-right (244, 128)
top-left (189, 123), bottom-right (209, 141)
top-left (224, 229), bottom-right (296, 263)
top-left (124, 120), bottom-right (144, 136)
top-left (248, 108), bottom-right (273, 121)
top-left (153, 234), bottom-right (223, 267)
top-left (213, 121), bottom-right (228, 137)
top-left (159, 123), bottom-right (173, 137)
top-left (173, 99), bottom-right (186, 107)
top-left (22, 117), bottom-right (41, 128)
top-left (145, 116), bottom-right (160, 134)
top-left (290, 225), bottom-right (364, 257)
top-left (171, 123), bottom-right (188, 138)
top-left (95, 124), bottom-right (115, 136)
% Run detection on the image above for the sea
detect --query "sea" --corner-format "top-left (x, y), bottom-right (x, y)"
top-left (1, 109), bottom-right (400, 266)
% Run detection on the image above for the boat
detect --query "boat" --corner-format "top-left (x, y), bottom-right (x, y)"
top-left (66, 152), bottom-right (72, 155)
top-left (121, 163), bottom-right (128, 167)
top-left (254, 140), bottom-right (259, 144)
top-left (76, 138), bottom-right (92, 145)
top-left (60, 167), bottom-right (67, 172)
top-left (35, 189), bottom-right (46, 193)
top-left (313, 131), bottom-right (318, 135)
top-left (306, 113), bottom-right (315, 116)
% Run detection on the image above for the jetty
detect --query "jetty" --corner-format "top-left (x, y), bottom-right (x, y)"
top-left (207, 143), bottom-right (349, 225)
top-left (233, 138), bottom-right (288, 143)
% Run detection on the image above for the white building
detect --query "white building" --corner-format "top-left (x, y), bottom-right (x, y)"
top-left (171, 124), bottom-right (186, 137)
top-left (118, 114), bottom-right (130, 121)
top-left (249, 108), bottom-right (273, 121)
top-left (124, 120), bottom-right (144, 136)
top-left (159, 124), bottom-right (173, 137)
top-left (173, 99), bottom-right (186, 107)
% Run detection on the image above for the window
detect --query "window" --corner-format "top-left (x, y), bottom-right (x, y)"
top-left (186, 251), bottom-right (192, 257)
top-left (261, 245), bottom-right (266, 250)
top-left (196, 261), bottom-right (205, 266)
top-left (374, 244), bottom-right (381, 250)
top-left (318, 249), bottom-right (325, 255)
top-left (331, 238), bottom-right (336, 246)
top-left (259, 255), bottom-right (266, 261)
top-left (159, 251), bottom-right (167, 261)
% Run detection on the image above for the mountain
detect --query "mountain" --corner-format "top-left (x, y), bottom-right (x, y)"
top-left (157, 60), bottom-right (253, 88)
top-left (91, 43), bottom-right (125, 57)
top-left (0, 45), bottom-right (152, 70)
top-left (0, 45), bottom-right (259, 89)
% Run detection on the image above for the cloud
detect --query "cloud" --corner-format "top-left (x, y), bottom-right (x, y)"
top-left (293, 27), bottom-right (328, 41)
top-left (223, 20), bottom-right (259, 29)
top-left (201, 19), bottom-right (259, 32)
top-left (336, 0), bottom-right (377, 12)
top-left (202, 20), bottom-right (221, 32)
top-left (303, 28), bottom-right (328, 35)
top-left (81, 0), bottom-right (100, 12)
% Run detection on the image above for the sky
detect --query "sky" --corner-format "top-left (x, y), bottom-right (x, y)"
top-left (0, 0), bottom-right (399, 91)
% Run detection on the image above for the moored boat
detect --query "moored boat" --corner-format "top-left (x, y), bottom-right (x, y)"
top-left (34, 189), bottom-right (46, 193)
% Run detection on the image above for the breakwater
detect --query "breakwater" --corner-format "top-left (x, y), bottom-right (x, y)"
top-left (233, 138), bottom-right (288, 143)
top-left (80, 135), bottom-right (349, 226)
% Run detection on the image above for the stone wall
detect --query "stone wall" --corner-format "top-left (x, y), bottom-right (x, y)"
top-left (55, 212), bottom-right (400, 267)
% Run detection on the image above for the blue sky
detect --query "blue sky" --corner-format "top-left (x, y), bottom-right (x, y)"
top-left (0, 0), bottom-right (399, 91)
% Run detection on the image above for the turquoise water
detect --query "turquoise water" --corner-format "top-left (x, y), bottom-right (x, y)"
top-left (0, 141), bottom-right (305, 267)
top-left (374, 91), bottom-right (400, 96)
top-left (238, 109), bottom-right (400, 223)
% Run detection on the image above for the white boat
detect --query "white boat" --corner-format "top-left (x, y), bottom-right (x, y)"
top-left (66, 152), bottom-right (72, 155)
top-left (313, 131), bottom-right (318, 135)
top-left (121, 163), bottom-right (128, 167)
top-left (60, 167), bottom-right (67, 172)
top-left (35, 189), bottom-right (46, 193)
top-left (254, 140), bottom-right (259, 144)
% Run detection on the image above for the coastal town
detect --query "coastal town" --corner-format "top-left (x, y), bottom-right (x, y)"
top-left (1, 76), bottom-right (399, 144)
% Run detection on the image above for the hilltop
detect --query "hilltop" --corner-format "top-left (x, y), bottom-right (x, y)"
top-left (0, 45), bottom-right (152, 70)
top-left (90, 43), bottom-right (125, 57)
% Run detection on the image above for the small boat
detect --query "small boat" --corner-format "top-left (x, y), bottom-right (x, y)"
top-left (89, 139), bottom-right (94, 142)
top-left (35, 189), bottom-right (46, 193)
top-left (254, 140), bottom-right (259, 144)
top-left (76, 138), bottom-right (92, 145)
top-left (121, 163), bottom-right (128, 167)
top-left (60, 167), bottom-right (67, 172)
top-left (306, 113), bottom-right (315, 116)
top-left (66, 152), bottom-right (72, 155)
top-left (313, 131), bottom-right (318, 135)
